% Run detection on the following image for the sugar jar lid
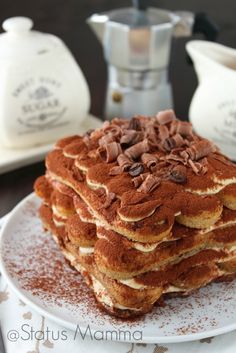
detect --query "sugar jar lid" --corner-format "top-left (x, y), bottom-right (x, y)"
top-left (0, 16), bottom-right (63, 59)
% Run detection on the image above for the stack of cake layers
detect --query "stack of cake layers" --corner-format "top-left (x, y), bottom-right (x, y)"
top-left (34, 110), bottom-right (236, 318)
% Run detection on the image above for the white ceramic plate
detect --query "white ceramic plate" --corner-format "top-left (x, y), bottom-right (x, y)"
top-left (1, 193), bottom-right (236, 344)
top-left (0, 114), bottom-right (102, 174)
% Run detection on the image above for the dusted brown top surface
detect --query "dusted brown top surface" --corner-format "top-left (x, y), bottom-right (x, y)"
top-left (44, 111), bottom-right (236, 243)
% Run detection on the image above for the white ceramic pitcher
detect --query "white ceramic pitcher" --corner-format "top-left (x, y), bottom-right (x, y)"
top-left (186, 40), bottom-right (236, 159)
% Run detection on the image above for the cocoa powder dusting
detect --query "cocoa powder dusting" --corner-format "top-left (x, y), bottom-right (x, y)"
top-left (5, 233), bottom-right (95, 308)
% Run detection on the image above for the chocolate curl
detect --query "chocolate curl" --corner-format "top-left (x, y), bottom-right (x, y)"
top-left (125, 139), bottom-right (149, 160)
top-left (103, 122), bottom-right (121, 139)
top-left (169, 165), bottom-right (187, 184)
top-left (112, 117), bottom-right (128, 127)
top-left (163, 137), bottom-right (176, 152)
top-left (169, 120), bottom-right (178, 135)
top-left (145, 123), bottom-right (159, 147)
top-left (128, 116), bottom-right (142, 131)
top-left (176, 121), bottom-right (193, 137)
top-left (141, 153), bottom-right (158, 169)
top-left (98, 142), bottom-right (122, 163)
top-left (179, 150), bottom-right (189, 164)
top-left (159, 125), bottom-right (169, 141)
top-left (165, 153), bottom-right (187, 165)
top-left (82, 129), bottom-right (94, 147)
top-left (90, 128), bottom-right (104, 141)
top-left (145, 123), bottom-right (156, 138)
top-left (98, 133), bottom-right (115, 147)
top-left (151, 160), bottom-right (170, 176)
top-left (132, 173), bottom-right (149, 187)
top-left (102, 121), bottom-right (110, 130)
top-left (172, 133), bottom-right (185, 147)
top-left (138, 174), bottom-right (160, 193)
top-left (188, 159), bottom-right (208, 175)
top-left (156, 110), bottom-right (176, 125)
top-left (104, 192), bottom-right (116, 209)
top-left (188, 159), bottom-right (201, 174)
top-left (82, 134), bottom-right (90, 147)
top-left (185, 139), bottom-right (216, 161)
top-left (163, 133), bottom-right (184, 152)
top-left (148, 137), bottom-right (160, 149)
top-left (120, 130), bottom-right (140, 147)
top-left (117, 154), bottom-right (133, 171)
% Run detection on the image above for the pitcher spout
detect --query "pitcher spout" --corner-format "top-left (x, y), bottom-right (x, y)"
top-left (186, 40), bottom-right (218, 83)
top-left (186, 40), bottom-right (236, 83)
top-left (86, 13), bottom-right (109, 43)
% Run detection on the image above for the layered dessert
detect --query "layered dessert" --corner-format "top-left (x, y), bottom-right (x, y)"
top-left (34, 110), bottom-right (236, 318)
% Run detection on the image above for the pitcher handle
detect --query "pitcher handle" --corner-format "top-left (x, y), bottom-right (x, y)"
top-left (193, 12), bottom-right (219, 41)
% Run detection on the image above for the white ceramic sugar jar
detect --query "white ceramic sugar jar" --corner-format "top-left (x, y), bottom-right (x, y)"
top-left (0, 17), bottom-right (90, 148)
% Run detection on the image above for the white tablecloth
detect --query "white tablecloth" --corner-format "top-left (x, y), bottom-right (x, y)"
top-left (1, 214), bottom-right (236, 353)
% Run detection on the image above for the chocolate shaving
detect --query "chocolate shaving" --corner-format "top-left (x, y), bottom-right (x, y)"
top-left (83, 129), bottom-right (95, 146)
top-left (128, 117), bottom-right (142, 131)
top-left (99, 134), bottom-right (115, 146)
top-left (156, 160), bottom-right (169, 169)
top-left (188, 159), bottom-right (208, 175)
top-left (201, 165), bottom-right (208, 175)
top-left (165, 153), bottom-right (188, 165)
top-left (125, 139), bottom-right (149, 160)
top-left (163, 137), bottom-right (177, 151)
top-left (200, 157), bottom-right (208, 166)
top-left (159, 125), bottom-right (169, 141)
top-left (141, 153), bottom-right (158, 169)
top-left (179, 150), bottom-right (189, 163)
top-left (176, 121), bottom-right (193, 137)
top-left (90, 128), bottom-right (104, 141)
top-left (93, 112), bottom-right (220, 187)
top-left (102, 121), bottom-right (110, 130)
top-left (117, 154), bottom-right (133, 171)
top-left (169, 120), bottom-right (178, 135)
top-left (112, 117), bottom-right (127, 127)
top-left (138, 174), bottom-right (160, 193)
top-left (171, 133), bottom-right (185, 147)
top-left (169, 165), bottom-right (187, 184)
top-left (146, 124), bottom-right (159, 147)
top-left (151, 160), bottom-right (170, 175)
top-left (103, 192), bottom-right (116, 209)
top-left (98, 142), bottom-right (122, 163)
top-left (185, 139), bottom-right (216, 161)
top-left (82, 134), bottom-right (90, 147)
top-left (120, 130), bottom-right (140, 147)
top-left (145, 124), bottom-right (157, 140)
top-left (103, 123), bottom-right (121, 139)
top-left (128, 163), bottom-right (144, 177)
top-left (156, 110), bottom-right (175, 125)
top-left (132, 173), bottom-right (149, 187)
top-left (188, 159), bottom-right (201, 175)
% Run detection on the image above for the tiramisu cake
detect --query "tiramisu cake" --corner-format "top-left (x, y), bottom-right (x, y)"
top-left (34, 110), bottom-right (236, 318)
